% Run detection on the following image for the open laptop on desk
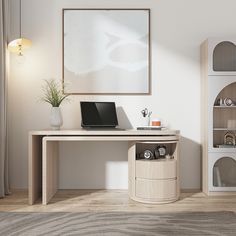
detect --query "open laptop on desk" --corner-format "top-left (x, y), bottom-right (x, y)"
top-left (80, 101), bottom-right (125, 130)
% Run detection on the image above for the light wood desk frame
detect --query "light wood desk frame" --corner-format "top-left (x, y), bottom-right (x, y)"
top-left (29, 130), bottom-right (179, 205)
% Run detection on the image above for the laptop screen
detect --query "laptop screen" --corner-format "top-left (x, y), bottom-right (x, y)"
top-left (80, 102), bottom-right (118, 128)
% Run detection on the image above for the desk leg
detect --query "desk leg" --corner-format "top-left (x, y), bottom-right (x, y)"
top-left (128, 142), bottom-right (136, 199)
top-left (42, 139), bottom-right (58, 205)
top-left (28, 134), bottom-right (42, 205)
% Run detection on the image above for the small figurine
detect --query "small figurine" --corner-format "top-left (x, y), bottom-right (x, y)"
top-left (224, 132), bottom-right (236, 146)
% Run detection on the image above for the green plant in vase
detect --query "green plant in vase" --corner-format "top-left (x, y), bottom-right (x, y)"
top-left (42, 79), bottom-right (69, 130)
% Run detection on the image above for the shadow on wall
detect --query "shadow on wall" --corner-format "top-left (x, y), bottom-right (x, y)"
top-left (58, 107), bottom-right (133, 189)
top-left (59, 141), bottom-right (128, 189)
top-left (179, 136), bottom-right (201, 190)
top-left (59, 135), bottom-right (201, 191)
top-left (117, 106), bottom-right (133, 129)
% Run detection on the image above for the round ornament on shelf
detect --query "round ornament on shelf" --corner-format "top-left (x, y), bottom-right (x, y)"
top-left (143, 150), bottom-right (154, 160)
top-left (224, 98), bottom-right (234, 106)
top-left (155, 145), bottom-right (167, 158)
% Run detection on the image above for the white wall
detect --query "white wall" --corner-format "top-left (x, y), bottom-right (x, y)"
top-left (8, 0), bottom-right (236, 190)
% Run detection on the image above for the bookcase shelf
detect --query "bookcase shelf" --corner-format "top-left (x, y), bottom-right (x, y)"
top-left (214, 128), bottom-right (236, 131)
top-left (214, 106), bottom-right (236, 108)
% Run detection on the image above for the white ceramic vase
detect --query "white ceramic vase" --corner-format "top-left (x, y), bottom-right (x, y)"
top-left (50, 107), bottom-right (63, 130)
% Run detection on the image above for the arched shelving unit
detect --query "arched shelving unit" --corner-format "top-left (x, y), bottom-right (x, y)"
top-left (213, 82), bottom-right (236, 148)
top-left (201, 38), bottom-right (236, 195)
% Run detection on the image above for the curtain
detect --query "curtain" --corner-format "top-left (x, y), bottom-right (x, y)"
top-left (0, 0), bottom-right (10, 198)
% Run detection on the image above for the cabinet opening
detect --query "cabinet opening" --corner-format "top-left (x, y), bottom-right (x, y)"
top-left (136, 142), bottom-right (177, 160)
top-left (213, 41), bottom-right (236, 71)
top-left (213, 157), bottom-right (236, 187)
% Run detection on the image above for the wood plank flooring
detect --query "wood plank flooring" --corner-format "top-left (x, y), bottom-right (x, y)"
top-left (1, 190), bottom-right (236, 212)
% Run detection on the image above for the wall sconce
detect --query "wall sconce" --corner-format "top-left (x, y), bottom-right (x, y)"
top-left (8, 0), bottom-right (31, 56)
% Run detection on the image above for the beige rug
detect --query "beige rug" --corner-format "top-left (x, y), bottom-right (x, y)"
top-left (0, 211), bottom-right (235, 235)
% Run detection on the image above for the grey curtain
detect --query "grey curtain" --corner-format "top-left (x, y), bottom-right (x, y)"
top-left (0, 0), bottom-right (10, 198)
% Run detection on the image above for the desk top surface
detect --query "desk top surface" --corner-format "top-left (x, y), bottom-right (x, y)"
top-left (29, 129), bottom-right (180, 136)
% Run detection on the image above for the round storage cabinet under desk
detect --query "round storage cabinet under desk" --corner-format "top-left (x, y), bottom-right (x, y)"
top-left (128, 139), bottom-right (179, 204)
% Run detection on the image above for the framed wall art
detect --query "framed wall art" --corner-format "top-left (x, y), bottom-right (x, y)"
top-left (62, 8), bottom-right (151, 95)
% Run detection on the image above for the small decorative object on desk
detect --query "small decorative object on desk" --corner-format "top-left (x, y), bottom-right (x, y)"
top-left (41, 79), bottom-right (69, 130)
top-left (140, 108), bottom-right (152, 126)
top-left (151, 118), bottom-right (161, 127)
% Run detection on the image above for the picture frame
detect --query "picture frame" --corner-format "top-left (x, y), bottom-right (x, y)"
top-left (62, 8), bottom-right (151, 95)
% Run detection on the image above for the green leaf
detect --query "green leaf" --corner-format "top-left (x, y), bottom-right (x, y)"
top-left (41, 79), bottom-right (69, 107)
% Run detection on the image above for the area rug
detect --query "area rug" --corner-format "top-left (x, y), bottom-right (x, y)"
top-left (0, 211), bottom-right (235, 236)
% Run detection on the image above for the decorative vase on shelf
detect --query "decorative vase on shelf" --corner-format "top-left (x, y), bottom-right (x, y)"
top-left (50, 107), bottom-right (63, 130)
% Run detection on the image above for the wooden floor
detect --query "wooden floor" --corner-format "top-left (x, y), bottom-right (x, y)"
top-left (1, 190), bottom-right (236, 213)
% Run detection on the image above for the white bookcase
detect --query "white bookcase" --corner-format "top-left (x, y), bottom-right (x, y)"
top-left (201, 38), bottom-right (236, 195)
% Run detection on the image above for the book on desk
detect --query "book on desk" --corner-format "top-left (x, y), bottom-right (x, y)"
top-left (136, 126), bottom-right (166, 130)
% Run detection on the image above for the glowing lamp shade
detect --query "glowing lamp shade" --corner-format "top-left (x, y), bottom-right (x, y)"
top-left (8, 38), bottom-right (32, 56)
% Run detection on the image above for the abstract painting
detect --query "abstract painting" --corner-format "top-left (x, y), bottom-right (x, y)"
top-left (63, 9), bottom-right (150, 94)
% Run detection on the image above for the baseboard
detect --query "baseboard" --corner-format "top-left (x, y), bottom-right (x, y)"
top-left (10, 188), bottom-right (27, 192)
top-left (181, 189), bottom-right (201, 193)
top-left (11, 188), bottom-right (203, 194)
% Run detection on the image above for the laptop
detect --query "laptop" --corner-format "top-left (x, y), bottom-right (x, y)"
top-left (80, 101), bottom-right (122, 130)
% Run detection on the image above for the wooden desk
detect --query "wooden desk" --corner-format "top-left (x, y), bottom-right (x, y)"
top-left (29, 129), bottom-right (180, 205)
